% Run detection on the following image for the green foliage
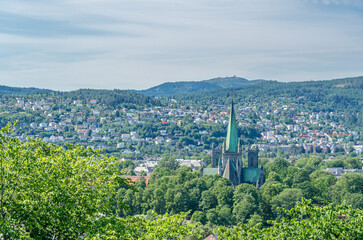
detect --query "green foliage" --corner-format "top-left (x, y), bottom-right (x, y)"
top-left (140, 76), bottom-right (255, 96)
top-left (271, 188), bottom-right (303, 218)
top-left (216, 198), bottom-right (363, 240)
top-left (148, 167), bottom-right (173, 184)
top-left (331, 173), bottom-right (363, 208)
top-left (292, 170), bottom-right (310, 185)
top-left (85, 212), bottom-right (201, 239)
top-left (0, 85), bottom-right (52, 95)
top-left (234, 183), bottom-right (259, 204)
top-left (263, 157), bottom-right (290, 180)
top-left (156, 155), bottom-right (180, 170)
top-left (265, 172), bottom-right (282, 183)
top-left (199, 191), bottom-right (218, 211)
top-left (191, 211), bottom-right (207, 224)
top-left (344, 157), bottom-right (363, 169)
top-left (57, 89), bottom-right (161, 107)
top-left (116, 153), bottom-right (363, 232)
top-left (3, 118), bottom-right (363, 238)
top-left (233, 194), bottom-right (258, 224)
top-left (0, 123), bottom-right (128, 239)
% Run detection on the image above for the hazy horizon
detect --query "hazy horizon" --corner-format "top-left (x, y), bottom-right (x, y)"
top-left (2, 74), bottom-right (362, 92)
top-left (1, 0), bottom-right (363, 91)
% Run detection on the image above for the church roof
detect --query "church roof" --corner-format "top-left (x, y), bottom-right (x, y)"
top-left (242, 168), bottom-right (262, 184)
top-left (223, 159), bottom-right (238, 186)
top-left (202, 168), bottom-right (219, 175)
top-left (222, 159), bottom-right (231, 179)
top-left (225, 100), bottom-right (238, 153)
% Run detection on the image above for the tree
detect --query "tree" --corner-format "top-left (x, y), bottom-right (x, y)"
top-left (203, 155), bottom-right (212, 165)
top-left (156, 155), bottom-right (179, 170)
top-left (233, 194), bottom-right (258, 224)
top-left (191, 211), bottom-right (206, 224)
top-left (311, 174), bottom-right (336, 205)
top-left (265, 172), bottom-right (282, 183)
top-left (151, 188), bottom-right (166, 214)
top-left (343, 193), bottom-right (363, 210)
top-left (86, 212), bottom-right (202, 239)
top-left (260, 181), bottom-right (288, 201)
top-left (219, 205), bottom-right (233, 226)
top-left (215, 185), bottom-right (234, 208)
top-left (248, 213), bottom-right (263, 227)
top-left (187, 187), bottom-right (202, 213)
top-left (233, 183), bottom-right (259, 204)
top-left (206, 208), bottom-right (219, 225)
top-left (344, 157), bottom-right (362, 169)
top-left (282, 166), bottom-right (298, 187)
top-left (216, 198), bottom-right (363, 240)
top-left (292, 170), bottom-right (310, 186)
top-left (0, 123), bottom-right (127, 239)
top-left (331, 173), bottom-right (363, 206)
top-left (119, 189), bottom-right (136, 216)
top-left (271, 188), bottom-right (303, 218)
top-left (172, 189), bottom-right (190, 214)
top-left (148, 167), bottom-right (173, 184)
top-left (294, 181), bottom-right (319, 201)
top-left (259, 181), bottom-right (288, 221)
top-left (199, 191), bottom-right (217, 211)
top-left (139, 170), bottom-right (147, 177)
top-left (263, 157), bottom-right (290, 179)
top-left (175, 166), bottom-right (194, 184)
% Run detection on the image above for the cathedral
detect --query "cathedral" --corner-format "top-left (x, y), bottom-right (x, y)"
top-left (201, 101), bottom-right (264, 188)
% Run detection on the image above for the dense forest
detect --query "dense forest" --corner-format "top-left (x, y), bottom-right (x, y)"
top-left (139, 76), bottom-right (264, 96)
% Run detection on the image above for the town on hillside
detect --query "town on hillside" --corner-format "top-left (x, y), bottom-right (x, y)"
top-left (1, 94), bottom-right (361, 180)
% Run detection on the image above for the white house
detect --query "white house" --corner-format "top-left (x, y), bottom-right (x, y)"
top-left (353, 145), bottom-right (363, 155)
top-left (117, 143), bottom-right (125, 148)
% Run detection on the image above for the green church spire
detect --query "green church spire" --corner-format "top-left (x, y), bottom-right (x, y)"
top-left (225, 100), bottom-right (238, 152)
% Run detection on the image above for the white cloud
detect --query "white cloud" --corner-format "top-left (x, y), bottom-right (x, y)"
top-left (0, 0), bottom-right (362, 90)
top-left (309, 0), bottom-right (363, 7)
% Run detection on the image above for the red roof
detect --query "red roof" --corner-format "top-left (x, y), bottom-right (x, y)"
top-left (204, 234), bottom-right (218, 240)
top-left (121, 175), bottom-right (149, 185)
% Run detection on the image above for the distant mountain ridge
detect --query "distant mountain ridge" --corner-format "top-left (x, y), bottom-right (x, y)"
top-left (172, 76), bottom-right (363, 114)
top-left (140, 76), bottom-right (266, 96)
top-left (0, 85), bottom-right (53, 95)
top-left (2, 76), bottom-right (362, 98)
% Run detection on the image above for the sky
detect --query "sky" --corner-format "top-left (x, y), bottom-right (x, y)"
top-left (0, 0), bottom-right (362, 90)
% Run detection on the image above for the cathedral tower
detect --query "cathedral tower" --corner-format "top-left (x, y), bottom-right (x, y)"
top-left (201, 99), bottom-right (263, 188)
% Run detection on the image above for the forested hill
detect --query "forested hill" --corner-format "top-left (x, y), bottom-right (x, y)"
top-left (46, 89), bottom-right (162, 107)
top-left (0, 85), bottom-right (53, 95)
top-left (171, 76), bottom-right (363, 112)
top-left (5, 89), bottom-right (161, 108)
top-left (140, 76), bottom-right (265, 96)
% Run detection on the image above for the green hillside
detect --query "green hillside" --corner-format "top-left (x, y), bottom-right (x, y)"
top-left (172, 76), bottom-right (363, 111)
top-left (54, 89), bottom-right (162, 107)
top-left (140, 76), bottom-right (264, 96)
top-left (204, 76), bottom-right (265, 88)
top-left (0, 85), bottom-right (52, 95)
